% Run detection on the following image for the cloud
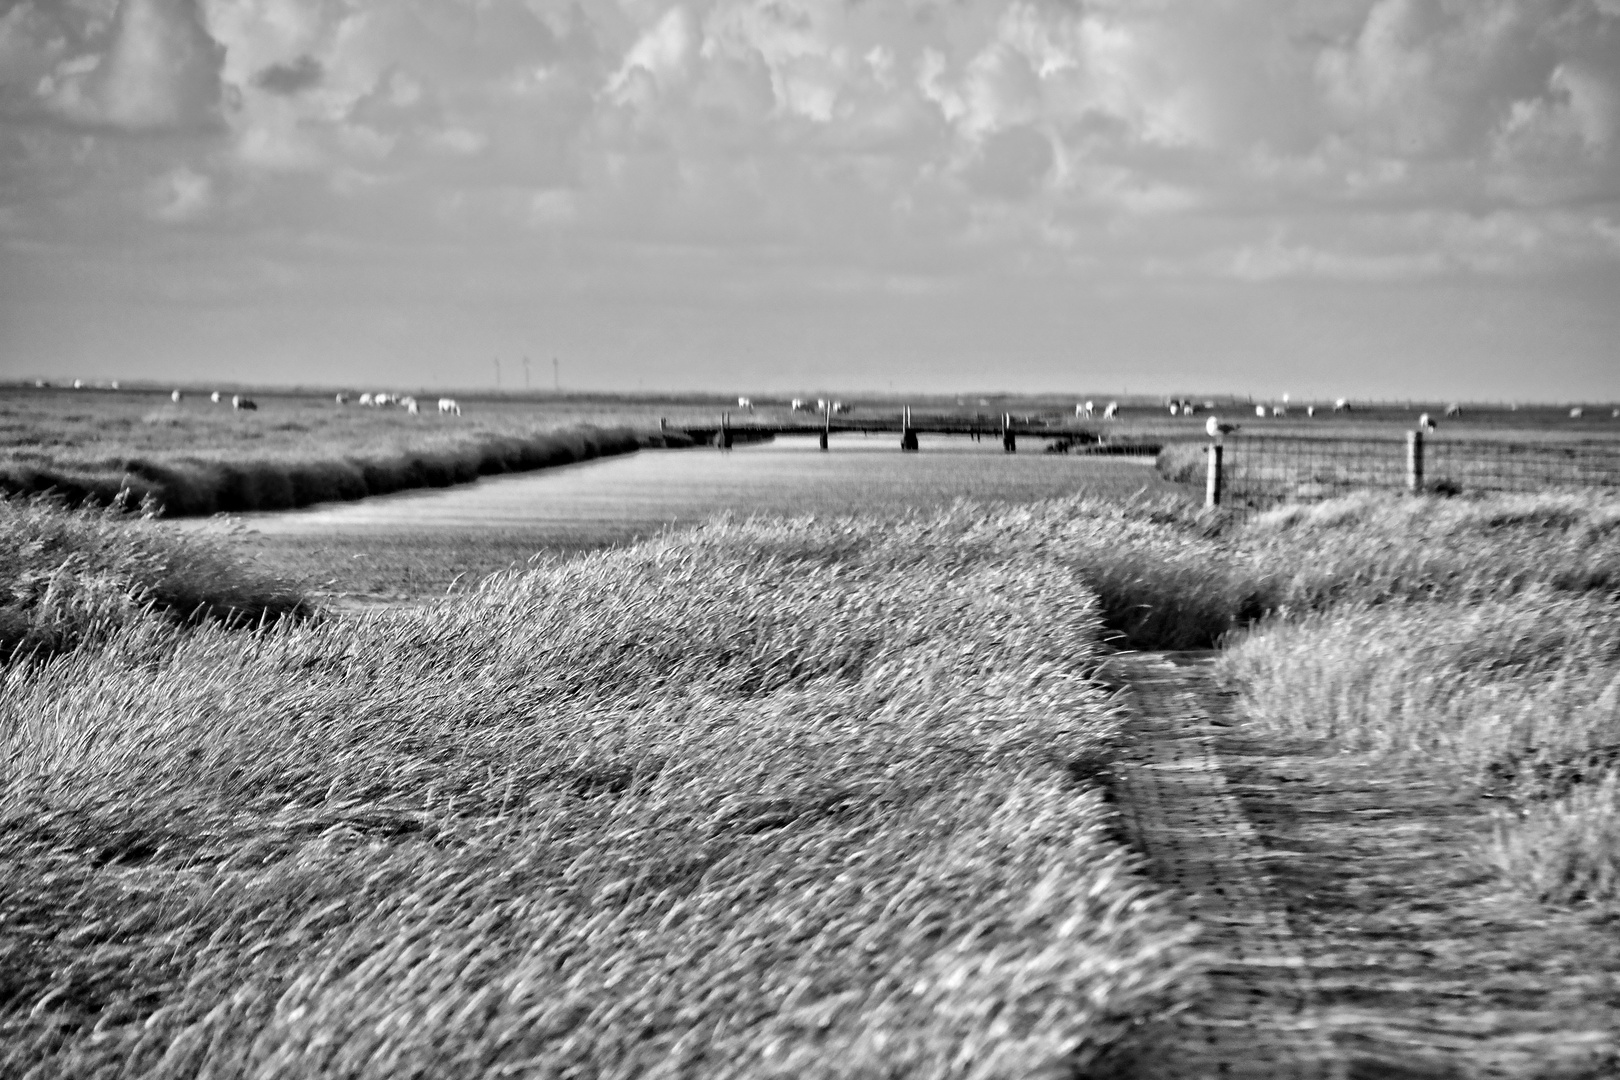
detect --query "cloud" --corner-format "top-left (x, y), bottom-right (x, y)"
top-left (47, 0), bottom-right (225, 131)
top-left (253, 53), bottom-right (322, 95)
top-left (147, 164), bottom-right (213, 220)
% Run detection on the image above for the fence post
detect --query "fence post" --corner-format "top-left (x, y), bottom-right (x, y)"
top-left (1206, 442), bottom-right (1223, 508)
top-left (1406, 429), bottom-right (1423, 493)
top-left (1002, 412), bottom-right (1016, 453)
top-left (901, 405), bottom-right (919, 452)
top-left (720, 411), bottom-right (732, 450)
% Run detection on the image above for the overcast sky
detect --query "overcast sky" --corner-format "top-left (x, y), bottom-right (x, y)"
top-left (1, 0), bottom-right (1617, 399)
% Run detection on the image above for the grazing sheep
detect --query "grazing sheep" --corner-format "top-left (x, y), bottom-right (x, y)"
top-left (1444, 403), bottom-right (1462, 417)
top-left (1307, 405), bottom-right (1316, 417)
top-left (1102, 401), bottom-right (1118, 419)
top-left (336, 393), bottom-right (348, 405)
top-left (1255, 404), bottom-right (1267, 417)
top-left (1182, 401), bottom-right (1197, 415)
top-left (1334, 397), bottom-right (1351, 412)
top-left (1168, 402), bottom-right (1179, 416)
top-left (832, 401), bottom-right (847, 413)
top-left (1418, 412), bottom-right (1436, 431)
top-left (1078, 400), bottom-right (1095, 418)
top-left (791, 398), bottom-right (805, 411)
top-left (438, 397), bottom-right (461, 416)
top-left (1570, 407), bottom-right (1584, 419)
top-left (232, 395), bottom-right (257, 411)
top-left (210, 391), bottom-right (221, 404)
top-left (1272, 405), bottom-right (1286, 417)
top-left (358, 392), bottom-right (374, 406)
top-left (737, 396), bottom-right (752, 409)
top-left (816, 398), bottom-right (828, 412)
top-left (109, 381), bottom-right (119, 390)
top-left (1206, 415), bottom-right (1240, 438)
top-left (402, 396), bottom-right (419, 415)
top-left (73, 379), bottom-right (84, 389)
top-left (171, 390), bottom-right (183, 403)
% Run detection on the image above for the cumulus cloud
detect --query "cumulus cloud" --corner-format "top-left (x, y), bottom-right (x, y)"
top-left (47, 0), bottom-right (225, 131)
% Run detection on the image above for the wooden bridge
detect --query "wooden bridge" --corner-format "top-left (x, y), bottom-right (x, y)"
top-left (676, 409), bottom-right (1164, 455)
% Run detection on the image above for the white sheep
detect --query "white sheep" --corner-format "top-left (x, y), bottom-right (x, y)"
top-left (1570, 406), bottom-right (1584, 419)
top-left (1256, 404), bottom-right (1267, 417)
top-left (403, 396), bottom-right (419, 415)
top-left (359, 392), bottom-right (374, 406)
top-left (738, 396), bottom-right (752, 409)
top-left (1206, 415), bottom-right (1240, 438)
top-left (1444, 403), bottom-right (1462, 417)
top-left (210, 391), bottom-right (221, 404)
top-left (232, 395), bottom-right (257, 410)
top-left (1334, 397), bottom-right (1351, 412)
top-left (171, 390), bottom-right (183, 403)
top-left (438, 397), bottom-right (461, 416)
top-left (1103, 401), bottom-right (1118, 419)
top-left (335, 393), bottom-right (348, 405)
top-left (1418, 413), bottom-right (1435, 431)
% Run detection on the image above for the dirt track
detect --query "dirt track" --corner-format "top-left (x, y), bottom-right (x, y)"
top-left (1109, 653), bottom-right (1620, 1080)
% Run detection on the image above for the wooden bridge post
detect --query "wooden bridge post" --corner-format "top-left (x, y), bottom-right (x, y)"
top-left (1206, 443), bottom-right (1223, 508)
top-left (901, 405), bottom-right (919, 452)
top-left (1002, 412), bottom-right (1016, 453)
top-left (1406, 430), bottom-right (1423, 493)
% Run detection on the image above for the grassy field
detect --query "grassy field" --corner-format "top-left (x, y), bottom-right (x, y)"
top-left (0, 495), bottom-right (1194, 1078)
top-left (0, 386), bottom-right (706, 516)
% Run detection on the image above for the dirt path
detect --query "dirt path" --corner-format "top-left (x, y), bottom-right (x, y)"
top-left (1108, 652), bottom-right (1620, 1080)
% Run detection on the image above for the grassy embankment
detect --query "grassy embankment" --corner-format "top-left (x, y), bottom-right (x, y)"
top-left (0, 389), bottom-right (696, 516)
top-left (0, 496), bottom-right (1194, 1078)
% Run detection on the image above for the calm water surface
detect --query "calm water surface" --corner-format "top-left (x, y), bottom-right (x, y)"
top-left (196, 435), bottom-right (1179, 545)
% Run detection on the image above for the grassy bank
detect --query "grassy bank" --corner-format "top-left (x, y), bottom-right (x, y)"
top-left (0, 495), bottom-right (309, 663)
top-left (0, 499), bottom-right (1193, 1078)
top-left (1208, 493), bottom-right (1620, 907)
top-left (2, 424), bottom-right (677, 517)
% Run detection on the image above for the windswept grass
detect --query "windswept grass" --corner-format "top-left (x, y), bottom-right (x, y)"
top-left (0, 501), bottom-right (1194, 1078)
top-left (3, 424), bottom-right (667, 517)
top-left (0, 494), bottom-right (309, 663)
top-left (1213, 492), bottom-right (1620, 908)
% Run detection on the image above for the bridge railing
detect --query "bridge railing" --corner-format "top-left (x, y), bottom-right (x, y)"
top-left (1194, 433), bottom-right (1620, 509)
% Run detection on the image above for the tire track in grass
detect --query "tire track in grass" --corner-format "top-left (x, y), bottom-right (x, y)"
top-left (1107, 651), bottom-right (1347, 1080)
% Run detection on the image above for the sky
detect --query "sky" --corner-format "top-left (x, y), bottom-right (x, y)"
top-left (1, 0), bottom-right (1617, 400)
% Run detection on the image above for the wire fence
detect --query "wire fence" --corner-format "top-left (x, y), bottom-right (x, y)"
top-left (1214, 434), bottom-right (1620, 509)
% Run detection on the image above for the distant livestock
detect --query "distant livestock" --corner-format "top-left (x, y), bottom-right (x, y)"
top-left (171, 390), bottom-right (183, 403)
top-left (438, 397), bottom-right (461, 416)
top-left (402, 396), bottom-right (419, 415)
top-left (1306, 405), bottom-right (1316, 417)
top-left (1272, 405), bottom-right (1286, 417)
top-left (359, 393), bottom-right (374, 406)
top-left (1181, 401), bottom-right (1197, 416)
top-left (210, 391), bottom-right (221, 404)
top-left (737, 396), bottom-right (752, 409)
top-left (109, 381), bottom-right (119, 390)
top-left (1168, 402), bottom-right (1179, 416)
top-left (1334, 398), bottom-right (1351, 412)
top-left (1418, 413), bottom-right (1436, 431)
top-left (232, 395), bottom-right (257, 411)
top-left (1206, 416), bottom-right (1240, 438)
top-left (73, 379), bottom-right (84, 389)
top-left (1444, 403), bottom-right (1462, 417)
top-left (335, 393), bottom-right (348, 405)
top-left (1571, 407), bottom-right (1584, 419)
top-left (1255, 404), bottom-right (1267, 417)
top-left (791, 399), bottom-right (805, 411)
top-left (832, 401), bottom-right (847, 413)
top-left (1077, 401), bottom-right (1095, 418)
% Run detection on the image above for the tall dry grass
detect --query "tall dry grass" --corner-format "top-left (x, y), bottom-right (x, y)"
top-left (1216, 492), bottom-right (1620, 908)
top-left (0, 494), bottom-right (309, 663)
top-left (0, 501), bottom-right (1194, 1078)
